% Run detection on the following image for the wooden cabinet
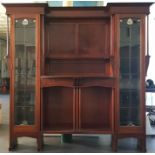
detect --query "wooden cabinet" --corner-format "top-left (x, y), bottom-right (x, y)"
top-left (3, 2), bottom-right (152, 152)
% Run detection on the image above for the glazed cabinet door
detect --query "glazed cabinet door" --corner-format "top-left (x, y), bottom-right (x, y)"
top-left (14, 18), bottom-right (36, 125)
top-left (117, 15), bottom-right (145, 132)
top-left (10, 15), bottom-right (40, 131)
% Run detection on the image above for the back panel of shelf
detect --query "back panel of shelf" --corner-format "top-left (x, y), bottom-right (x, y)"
top-left (44, 17), bottom-right (113, 77)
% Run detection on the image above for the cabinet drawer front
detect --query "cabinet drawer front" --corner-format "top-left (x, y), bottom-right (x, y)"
top-left (79, 78), bottom-right (115, 88)
top-left (41, 78), bottom-right (74, 88)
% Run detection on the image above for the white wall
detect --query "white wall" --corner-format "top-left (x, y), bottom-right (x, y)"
top-left (147, 3), bottom-right (155, 80)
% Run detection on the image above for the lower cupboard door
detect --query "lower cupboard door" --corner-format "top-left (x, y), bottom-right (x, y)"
top-left (43, 86), bottom-right (75, 131)
top-left (79, 86), bottom-right (112, 131)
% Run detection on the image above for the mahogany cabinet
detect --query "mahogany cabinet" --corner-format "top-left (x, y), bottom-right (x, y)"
top-left (3, 2), bottom-right (152, 152)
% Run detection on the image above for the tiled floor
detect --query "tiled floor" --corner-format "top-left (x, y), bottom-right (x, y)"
top-left (0, 95), bottom-right (155, 153)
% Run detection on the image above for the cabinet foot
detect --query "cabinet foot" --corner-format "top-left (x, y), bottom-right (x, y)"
top-left (9, 138), bottom-right (18, 151)
top-left (37, 135), bottom-right (44, 151)
top-left (137, 136), bottom-right (146, 152)
top-left (111, 135), bottom-right (117, 152)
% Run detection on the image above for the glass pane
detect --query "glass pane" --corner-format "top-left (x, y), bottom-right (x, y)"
top-left (119, 18), bottom-right (141, 126)
top-left (120, 108), bottom-right (139, 126)
top-left (14, 18), bottom-right (36, 125)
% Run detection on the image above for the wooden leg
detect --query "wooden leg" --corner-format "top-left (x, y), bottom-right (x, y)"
top-left (138, 136), bottom-right (146, 152)
top-left (37, 134), bottom-right (43, 151)
top-left (137, 138), bottom-right (140, 150)
top-left (9, 137), bottom-right (18, 151)
top-left (111, 134), bottom-right (117, 152)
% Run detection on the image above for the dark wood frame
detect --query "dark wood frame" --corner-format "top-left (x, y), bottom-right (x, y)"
top-left (3, 2), bottom-right (153, 152)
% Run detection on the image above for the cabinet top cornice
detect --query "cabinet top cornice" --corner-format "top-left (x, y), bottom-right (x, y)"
top-left (2, 2), bottom-right (153, 15)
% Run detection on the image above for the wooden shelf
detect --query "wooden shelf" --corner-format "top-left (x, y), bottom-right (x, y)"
top-left (45, 54), bottom-right (113, 60)
top-left (16, 105), bottom-right (34, 107)
top-left (43, 129), bottom-right (112, 134)
top-left (15, 86), bottom-right (35, 90)
top-left (120, 107), bottom-right (139, 109)
top-left (41, 74), bottom-right (114, 79)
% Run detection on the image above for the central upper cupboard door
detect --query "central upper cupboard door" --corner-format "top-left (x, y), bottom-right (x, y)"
top-left (14, 18), bottom-right (36, 126)
top-left (45, 19), bottom-right (110, 58)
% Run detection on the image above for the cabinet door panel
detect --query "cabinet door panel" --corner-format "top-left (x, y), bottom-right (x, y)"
top-left (79, 21), bottom-right (110, 57)
top-left (47, 23), bottom-right (76, 55)
top-left (79, 86), bottom-right (112, 131)
top-left (14, 18), bottom-right (36, 126)
top-left (119, 17), bottom-right (141, 127)
top-left (43, 86), bottom-right (75, 131)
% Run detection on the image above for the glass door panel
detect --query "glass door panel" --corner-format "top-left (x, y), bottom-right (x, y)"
top-left (119, 17), bottom-right (141, 126)
top-left (14, 18), bottom-right (36, 125)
